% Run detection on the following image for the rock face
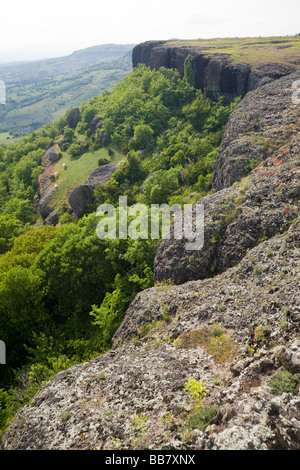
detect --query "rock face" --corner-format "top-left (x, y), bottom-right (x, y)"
top-left (68, 163), bottom-right (121, 217)
top-left (2, 58), bottom-right (300, 452)
top-left (66, 107), bottom-right (80, 129)
top-left (68, 184), bottom-right (94, 218)
top-left (132, 41), bottom-right (296, 100)
top-left (36, 144), bottom-right (61, 221)
top-left (154, 71), bottom-right (300, 285)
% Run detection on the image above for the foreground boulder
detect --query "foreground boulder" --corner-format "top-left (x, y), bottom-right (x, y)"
top-left (2, 221), bottom-right (300, 450)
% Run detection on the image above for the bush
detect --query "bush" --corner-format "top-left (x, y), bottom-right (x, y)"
top-left (270, 370), bottom-right (299, 395)
top-left (142, 167), bottom-right (181, 205)
top-left (187, 405), bottom-right (220, 431)
top-left (67, 142), bottom-right (82, 159)
top-left (98, 157), bottom-right (110, 166)
top-left (63, 128), bottom-right (75, 143)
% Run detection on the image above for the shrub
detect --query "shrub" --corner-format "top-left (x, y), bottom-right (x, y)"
top-left (187, 405), bottom-right (219, 431)
top-left (270, 370), bottom-right (299, 395)
top-left (175, 326), bottom-right (238, 363)
top-left (253, 325), bottom-right (269, 343)
top-left (98, 157), bottom-right (110, 166)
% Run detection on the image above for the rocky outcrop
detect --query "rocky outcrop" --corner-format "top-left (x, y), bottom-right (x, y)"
top-left (212, 71), bottom-right (300, 191)
top-left (85, 162), bottom-right (120, 189)
top-left (36, 145), bottom-right (61, 221)
top-left (66, 107), bottom-right (80, 129)
top-left (2, 220), bottom-right (300, 450)
top-left (42, 144), bottom-right (61, 167)
top-left (132, 40), bottom-right (296, 100)
top-left (68, 184), bottom-right (94, 218)
top-left (68, 163), bottom-right (121, 217)
top-left (154, 71), bottom-right (300, 284)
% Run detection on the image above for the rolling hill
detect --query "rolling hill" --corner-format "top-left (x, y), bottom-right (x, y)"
top-left (0, 44), bottom-right (134, 136)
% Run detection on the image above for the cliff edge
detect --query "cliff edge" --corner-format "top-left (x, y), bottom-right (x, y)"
top-left (132, 36), bottom-right (300, 100)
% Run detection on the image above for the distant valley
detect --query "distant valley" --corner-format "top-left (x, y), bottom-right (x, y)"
top-left (0, 44), bottom-right (134, 137)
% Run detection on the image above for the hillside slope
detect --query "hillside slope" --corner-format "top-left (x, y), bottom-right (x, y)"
top-left (0, 45), bottom-right (133, 135)
top-left (2, 69), bottom-right (299, 450)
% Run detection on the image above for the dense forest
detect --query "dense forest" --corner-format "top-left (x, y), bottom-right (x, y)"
top-left (0, 63), bottom-right (239, 437)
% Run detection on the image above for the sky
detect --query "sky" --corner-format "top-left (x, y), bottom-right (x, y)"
top-left (0, 0), bottom-right (300, 62)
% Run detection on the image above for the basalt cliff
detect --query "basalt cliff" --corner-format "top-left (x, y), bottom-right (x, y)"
top-left (133, 37), bottom-right (300, 100)
top-left (1, 48), bottom-right (300, 451)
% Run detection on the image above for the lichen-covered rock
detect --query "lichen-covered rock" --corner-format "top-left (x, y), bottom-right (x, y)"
top-left (68, 184), bottom-right (94, 217)
top-left (154, 71), bottom-right (300, 284)
top-left (212, 70), bottom-right (300, 191)
top-left (2, 221), bottom-right (300, 450)
top-left (66, 107), bottom-right (80, 129)
top-left (2, 58), bottom-right (300, 452)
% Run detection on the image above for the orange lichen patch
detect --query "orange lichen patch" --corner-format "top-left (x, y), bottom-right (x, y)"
top-left (279, 147), bottom-right (291, 155)
top-left (37, 162), bottom-right (59, 196)
top-left (282, 205), bottom-right (298, 215)
top-left (289, 167), bottom-right (300, 173)
top-left (174, 326), bottom-right (239, 363)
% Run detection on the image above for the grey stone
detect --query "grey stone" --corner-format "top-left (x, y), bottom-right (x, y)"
top-left (68, 184), bottom-right (94, 217)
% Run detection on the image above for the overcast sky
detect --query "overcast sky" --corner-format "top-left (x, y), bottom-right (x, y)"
top-left (1, 0), bottom-right (299, 62)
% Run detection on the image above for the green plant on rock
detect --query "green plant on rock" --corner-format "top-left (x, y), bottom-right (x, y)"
top-left (102, 437), bottom-right (123, 450)
top-left (159, 412), bottom-right (174, 429)
top-left (132, 413), bottom-right (148, 439)
top-left (210, 334), bottom-right (238, 362)
top-left (187, 405), bottom-right (220, 431)
top-left (270, 370), bottom-right (299, 395)
top-left (253, 325), bottom-right (269, 343)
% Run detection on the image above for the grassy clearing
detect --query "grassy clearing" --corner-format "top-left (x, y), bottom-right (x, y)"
top-left (0, 132), bottom-right (21, 145)
top-left (50, 147), bottom-right (124, 213)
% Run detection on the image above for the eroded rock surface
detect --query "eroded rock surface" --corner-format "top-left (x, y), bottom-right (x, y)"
top-left (154, 71), bottom-right (300, 284)
top-left (2, 221), bottom-right (300, 450)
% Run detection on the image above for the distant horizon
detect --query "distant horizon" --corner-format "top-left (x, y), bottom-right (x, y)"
top-left (0, 43), bottom-right (136, 66)
top-left (1, 32), bottom-right (300, 65)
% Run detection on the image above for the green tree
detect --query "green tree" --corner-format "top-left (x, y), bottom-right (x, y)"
top-left (63, 128), bottom-right (75, 143)
top-left (142, 167), bottom-right (181, 205)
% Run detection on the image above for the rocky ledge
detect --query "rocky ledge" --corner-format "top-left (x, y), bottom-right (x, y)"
top-left (154, 71), bottom-right (300, 285)
top-left (133, 39), bottom-right (299, 100)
